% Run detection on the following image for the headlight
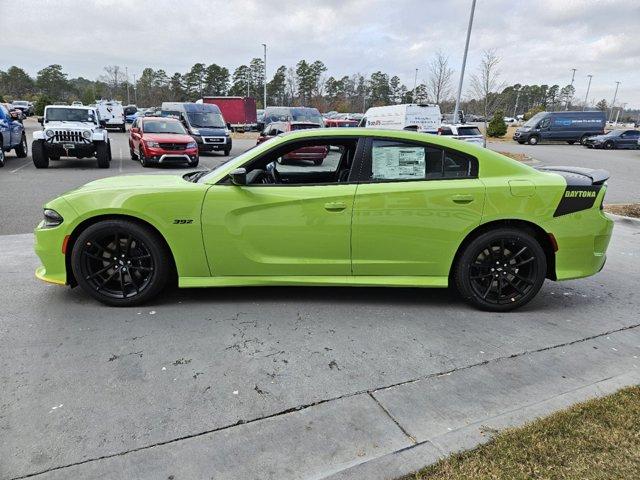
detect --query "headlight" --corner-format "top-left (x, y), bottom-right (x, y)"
top-left (186, 142), bottom-right (197, 149)
top-left (45, 129), bottom-right (54, 138)
top-left (145, 140), bottom-right (160, 148)
top-left (190, 128), bottom-right (200, 135)
top-left (43, 209), bottom-right (63, 228)
top-left (82, 130), bottom-right (91, 139)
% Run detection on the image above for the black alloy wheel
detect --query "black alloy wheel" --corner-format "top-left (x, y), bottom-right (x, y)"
top-left (454, 228), bottom-right (546, 311)
top-left (71, 220), bottom-right (171, 306)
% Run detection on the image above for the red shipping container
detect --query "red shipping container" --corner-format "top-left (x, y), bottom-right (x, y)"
top-left (202, 97), bottom-right (257, 131)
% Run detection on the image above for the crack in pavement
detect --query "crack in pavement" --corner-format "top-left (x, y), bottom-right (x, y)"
top-left (368, 392), bottom-right (416, 444)
top-left (11, 321), bottom-right (640, 479)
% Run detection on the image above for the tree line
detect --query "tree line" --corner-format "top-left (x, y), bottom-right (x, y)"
top-left (0, 51), bottom-right (632, 121)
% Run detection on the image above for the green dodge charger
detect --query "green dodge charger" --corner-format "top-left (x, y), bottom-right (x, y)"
top-left (34, 128), bottom-right (613, 311)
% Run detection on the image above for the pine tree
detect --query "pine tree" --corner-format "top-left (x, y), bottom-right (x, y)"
top-left (487, 110), bottom-right (507, 137)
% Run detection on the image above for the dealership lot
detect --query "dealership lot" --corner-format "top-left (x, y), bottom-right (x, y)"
top-left (1, 121), bottom-right (640, 479)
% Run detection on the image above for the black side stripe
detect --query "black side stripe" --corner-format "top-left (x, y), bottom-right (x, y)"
top-left (553, 185), bottom-right (602, 217)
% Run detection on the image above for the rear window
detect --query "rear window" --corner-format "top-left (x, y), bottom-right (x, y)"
top-left (457, 126), bottom-right (481, 136)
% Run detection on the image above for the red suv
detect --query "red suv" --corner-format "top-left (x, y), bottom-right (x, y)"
top-left (129, 117), bottom-right (199, 167)
top-left (257, 121), bottom-right (327, 165)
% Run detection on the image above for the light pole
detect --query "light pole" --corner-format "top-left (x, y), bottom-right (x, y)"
top-left (513, 88), bottom-right (520, 118)
top-left (609, 81), bottom-right (620, 122)
top-left (132, 73), bottom-right (137, 105)
top-left (412, 68), bottom-right (418, 103)
top-left (582, 74), bottom-right (592, 111)
top-left (125, 66), bottom-right (130, 105)
top-left (262, 43), bottom-right (267, 109)
top-left (453, 0), bottom-right (476, 129)
top-left (565, 68), bottom-right (576, 110)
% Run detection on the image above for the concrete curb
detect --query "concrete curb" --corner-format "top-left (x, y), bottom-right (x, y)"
top-left (606, 212), bottom-right (640, 225)
top-left (322, 371), bottom-right (640, 480)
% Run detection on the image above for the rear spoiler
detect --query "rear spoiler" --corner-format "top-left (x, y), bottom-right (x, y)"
top-left (536, 166), bottom-right (610, 186)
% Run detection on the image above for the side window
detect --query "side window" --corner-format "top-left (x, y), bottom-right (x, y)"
top-left (0, 105), bottom-right (7, 119)
top-left (539, 118), bottom-right (551, 128)
top-left (368, 139), bottom-right (476, 182)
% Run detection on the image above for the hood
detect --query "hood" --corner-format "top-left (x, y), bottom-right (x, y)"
top-left (143, 133), bottom-right (194, 143)
top-left (587, 134), bottom-right (608, 141)
top-left (44, 121), bottom-right (96, 131)
top-left (62, 174), bottom-right (189, 196)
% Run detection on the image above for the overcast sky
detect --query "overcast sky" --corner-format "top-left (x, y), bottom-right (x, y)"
top-left (1, 0), bottom-right (638, 108)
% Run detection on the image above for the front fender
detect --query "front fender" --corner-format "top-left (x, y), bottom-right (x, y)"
top-left (33, 130), bottom-right (45, 141)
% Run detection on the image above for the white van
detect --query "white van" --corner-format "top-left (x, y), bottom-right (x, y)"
top-left (95, 100), bottom-right (126, 132)
top-left (362, 104), bottom-right (442, 134)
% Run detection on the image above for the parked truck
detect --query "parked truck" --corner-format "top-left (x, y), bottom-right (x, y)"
top-left (200, 96), bottom-right (257, 132)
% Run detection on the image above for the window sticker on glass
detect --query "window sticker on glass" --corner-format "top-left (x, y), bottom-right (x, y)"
top-left (372, 145), bottom-right (425, 180)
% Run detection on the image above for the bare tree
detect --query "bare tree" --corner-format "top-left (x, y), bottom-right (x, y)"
top-left (100, 65), bottom-right (125, 99)
top-left (427, 51), bottom-right (453, 105)
top-left (469, 49), bottom-right (505, 133)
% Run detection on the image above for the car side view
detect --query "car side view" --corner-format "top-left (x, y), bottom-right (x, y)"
top-left (34, 128), bottom-right (613, 311)
top-left (583, 129), bottom-right (640, 150)
top-left (0, 103), bottom-right (28, 167)
top-left (129, 117), bottom-right (199, 167)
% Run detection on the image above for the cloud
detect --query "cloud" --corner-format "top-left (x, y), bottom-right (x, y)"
top-left (0, 0), bottom-right (637, 106)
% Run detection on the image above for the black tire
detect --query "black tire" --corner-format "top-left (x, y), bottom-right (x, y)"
top-left (71, 219), bottom-right (171, 306)
top-left (120, 124), bottom-right (126, 133)
top-left (129, 142), bottom-right (138, 160)
top-left (189, 158), bottom-right (199, 167)
top-left (604, 140), bottom-right (615, 150)
top-left (580, 134), bottom-right (590, 145)
top-left (0, 144), bottom-right (5, 167)
top-left (223, 148), bottom-right (231, 156)
top-left (96, 141), bottom-right (111, 168)
top-left (15, 134), bottom-right (28, 158)
top-left (32, 140), bottom-right (49, 168)
top-left (566, 140), bottom-right (575, 145)
top-left (517, 141), bottom-right (525, 145)
top-left (139, 148), bottom-right (151, 168)
top-left (313, 158), bottom-right (323, 166)
top-left (453, 227), bottom-right (547, 311)
top-left (527, 135), bottom-right (539, 145)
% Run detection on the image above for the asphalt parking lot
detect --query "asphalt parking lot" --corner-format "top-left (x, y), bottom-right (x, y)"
top-left (1, 122), bottom-right (640, 479)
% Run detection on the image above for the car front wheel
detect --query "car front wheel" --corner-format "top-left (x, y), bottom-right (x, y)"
top-left (15, 134), bottom-right (28, 158)
top-left (453, 228), bottom-right (547, 311)
top-left (32, 140), bottom-right (49, 168)
top-left (71, 220), bottom-right (171, 306)
top-left (527, 136), bottom-right (539, 145)
top-left (604, 140), bottom-right (615, 150)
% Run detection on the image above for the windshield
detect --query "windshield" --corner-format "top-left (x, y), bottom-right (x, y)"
top-left (607, 130), bottom-right (624, 137)
top-left (143, 120), bottom-right (186, 134)
top-left (523, 112), bottom-right (546, 127)
top-left (187, 112), bottom-right (225, 128)
top-left (46, 108), bottom-right (96, 123)
top-left (291, 108), bottom-right (323, 124)
top-left (197, 142), bottom-right (267, 183)
top-left (13, 101), bottom-right (28, 106)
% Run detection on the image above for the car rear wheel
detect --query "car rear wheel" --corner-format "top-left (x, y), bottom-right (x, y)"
top-left (453, 228), bottom-right (547, 311)
top-left (129, 142), bottom-right (138, 160)
top-left (0, 145), bottom-right (5, 167)
top-left (604, 140), bottom-right (615, 150)
top-left (71, 220), bottom-right (171, 306)
top-left (566, 140), bottom-right (575, 145)
top-left (223, 148), bottom-right (231, 156)
top-left (139, 148), bottom-right (150, 168)
top-left (580, 134), bottom-right (590, 145)
top-left (527, 136), bottom-right (539, 145)
top-left (32, 140), bottom-right (49, 168)
top-left (15, 134), bottom-right (28, 158)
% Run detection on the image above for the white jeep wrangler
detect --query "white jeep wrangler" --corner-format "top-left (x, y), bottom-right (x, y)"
top-left (32, 105), bottom-right (112, 168)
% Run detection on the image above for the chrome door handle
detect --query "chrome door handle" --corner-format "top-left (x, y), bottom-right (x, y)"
top-left (324, 202), bottom-right (347, 212)
top-left (451, 194), bottom-right (474, 204)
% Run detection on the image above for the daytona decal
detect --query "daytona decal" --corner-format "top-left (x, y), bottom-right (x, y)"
top-left (553, 185), bottom-right (601, 217)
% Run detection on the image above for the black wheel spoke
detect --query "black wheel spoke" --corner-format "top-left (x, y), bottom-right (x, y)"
top-left (119, 271), bottom-right (127, 298)
top-left (514, 257), bottom-right (535, 267)
top-left (470, 273), bottom-right (492, 279)
top-left (96, 268), bottom-right (119, 291)
top-left (93, 241), bottom-right (117, 256)
top-left (513, 273), bottom-right (534, 285)
top-left (481, 280), bottom-right (493, 299)
top-left (85, 262), bottom-right (116, 280)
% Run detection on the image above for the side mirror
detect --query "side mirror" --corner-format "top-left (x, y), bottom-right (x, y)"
top-left (229, 168), bottom-right (247, 186)
top-left (38, 117), bottom-right (44, 125)
top-left (226, 122), bottom-right (231, 130)
top-left (130, 127), bottom-right (139, 134)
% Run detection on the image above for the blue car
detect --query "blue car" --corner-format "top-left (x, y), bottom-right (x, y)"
top-left (0, 104), bottom-right (28, 167)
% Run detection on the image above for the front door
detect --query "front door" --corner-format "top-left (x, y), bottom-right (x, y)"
top-left (201, 137), bottom-right (362, 276)
top-left (351, 138), bottom-right (485, 277)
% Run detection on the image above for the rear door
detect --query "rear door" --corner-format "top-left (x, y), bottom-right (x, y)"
top-left (620, 130), bottom-right (639, 149)
top-left (351, 137), bottom-right (485, 277)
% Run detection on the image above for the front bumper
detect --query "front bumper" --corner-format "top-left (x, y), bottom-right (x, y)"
top-left (194, 135), bottom-right (231, 152)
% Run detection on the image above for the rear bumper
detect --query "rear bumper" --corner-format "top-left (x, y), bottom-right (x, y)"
top-left (544, 207), bottom-right (614, 281)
